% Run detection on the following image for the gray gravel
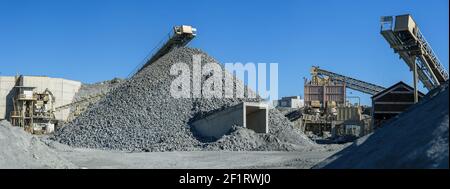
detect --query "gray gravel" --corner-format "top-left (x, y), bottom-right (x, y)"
top-left (74, 78), bottom-right (124, 101)
top-left (51, 47), bottom-right (313, 152)
top-left (315, 81), bottom-right (449, 169)
top-left (66, 78), bottom-right (124, 122)
top-left (0, 120), bottom-right (76, 169)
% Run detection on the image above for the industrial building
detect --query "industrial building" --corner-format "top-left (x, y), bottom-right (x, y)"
top-left (0, 75), bottom-right (81, 133)
top-left (304, 73), bottom-right (346, 109)
top-left (300, 66), bottom-right (384, 137)
top-left (296, 14), bottom-right (449, 139)
top-left (273, 96), bottom-right (304, 108)
top-left (371, 81), bottom-right (424, 127)
top-left (0, 76), bottom-right (16, 120)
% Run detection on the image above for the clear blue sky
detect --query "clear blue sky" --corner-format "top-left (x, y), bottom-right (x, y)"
top-left (1, 0), bottom-right (448, 105)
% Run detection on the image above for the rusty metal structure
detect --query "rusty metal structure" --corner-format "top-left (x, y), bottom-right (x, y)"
top-left (304, 84), bottom-right (346, 108)
top-left (301, 66), bottom-right (380, 137)
top-left (302, 67), bottom-right (346, 136)
top-left (10, 86), bottom-right (56, 134)
top-left (304, 67), bottom-right (346, 109)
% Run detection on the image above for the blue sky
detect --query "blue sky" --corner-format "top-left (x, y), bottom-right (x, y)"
top-left (1, 0), bottom-right (448, 105)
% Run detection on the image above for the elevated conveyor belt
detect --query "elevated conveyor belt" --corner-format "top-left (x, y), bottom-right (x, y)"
top-left (53, 93), bottom-right (107, 112)
top-left (380, 15), bottom-right (448, 90)
top-left (129, 25), bottom-right (197, 77)
top-left (311, 66), bottom-right (386, 95)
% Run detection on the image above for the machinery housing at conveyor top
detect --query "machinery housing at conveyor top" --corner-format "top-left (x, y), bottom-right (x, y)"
top-left (380, 14), bottom-right (449, 91)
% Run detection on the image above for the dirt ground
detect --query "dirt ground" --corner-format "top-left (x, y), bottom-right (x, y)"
top-left (1, 120), bottom-right (346, 169)
top-left (59, 150), bottom-right (338, 169)
top-left (45, 139), bottom-right (345, 169)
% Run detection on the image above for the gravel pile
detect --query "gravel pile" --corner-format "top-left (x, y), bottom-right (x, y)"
top-left (65, 78), bottom-right (125, 122)
top-left (0, 120), bottom-right (76, 168)
top-left (74, 78), bottom-right (124, 101)
top-left (315, 81), bottom-right (449, 169)
top-left (51, 47), bottom-right (313, 152)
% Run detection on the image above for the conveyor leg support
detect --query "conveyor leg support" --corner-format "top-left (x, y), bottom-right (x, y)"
top-left (412, 56), bottom-right (419, 103)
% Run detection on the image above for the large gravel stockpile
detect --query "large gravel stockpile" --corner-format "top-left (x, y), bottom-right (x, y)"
top-left (52, 47), bottom-right (313, 152)
top-left (315, 81), bottom-right (449, 169)
top-left (0, 120), bottom-right (76, 168)
top-left (73, 78), bottom-right (124, 101)
top-left (66, 78), bottom-right (124, 121)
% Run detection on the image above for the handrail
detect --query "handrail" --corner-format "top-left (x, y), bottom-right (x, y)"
top-left (312, 67), bottom-right (386, 95)
top-left (127, 30), bottom-right (173, 78)
top-left (416, 29), bottom-right (449, 81)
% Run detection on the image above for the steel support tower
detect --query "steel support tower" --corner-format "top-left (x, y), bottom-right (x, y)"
top-left (380, 15), bottom-right (449, 102)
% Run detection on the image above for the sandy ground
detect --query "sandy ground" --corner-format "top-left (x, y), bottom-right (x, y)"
top-left (44, 139), bottom-right (344, 169)
top-left (56, 149), bottom-right (338, 169)
top-left (1, 120), bottom-right (345, 169)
